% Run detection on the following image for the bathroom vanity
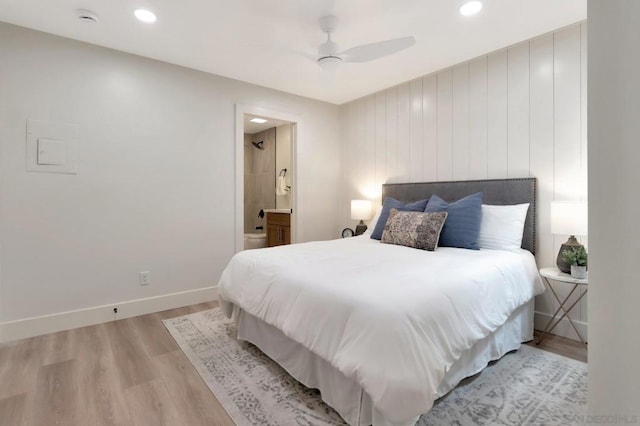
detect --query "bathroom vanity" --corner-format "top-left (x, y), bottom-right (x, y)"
top-left (265, 210), bottom-right (291, 247)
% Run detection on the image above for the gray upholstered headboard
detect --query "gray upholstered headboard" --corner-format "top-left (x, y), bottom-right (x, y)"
top-left (382, 178), bottom-right (537, 254)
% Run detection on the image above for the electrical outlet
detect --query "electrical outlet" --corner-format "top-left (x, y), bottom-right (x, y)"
top-left (139, 271), bottom-right (150, 286)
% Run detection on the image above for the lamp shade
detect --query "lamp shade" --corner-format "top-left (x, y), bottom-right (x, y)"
top-left (551, 201), bottom-right (588, 236)
top-left (351, 200), bottom-right (373, 220)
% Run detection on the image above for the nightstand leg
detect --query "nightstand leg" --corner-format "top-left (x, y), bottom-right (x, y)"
top-left (537, 282), bottom-right (588, 347)
top-left (550, 288), bottom-right (588, 347)
top-left (537, 279), bottom-right (580, 345)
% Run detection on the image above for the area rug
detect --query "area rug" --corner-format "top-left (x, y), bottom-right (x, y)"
top-left (163, 308), bottom-right (587, 426)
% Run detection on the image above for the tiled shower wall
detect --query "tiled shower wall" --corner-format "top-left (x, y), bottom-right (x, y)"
top-left (244, 128), bottom-right (276, 233)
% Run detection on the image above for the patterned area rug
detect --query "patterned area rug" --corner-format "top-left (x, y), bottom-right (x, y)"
top-left (163, 308), bottom-right (587, 426)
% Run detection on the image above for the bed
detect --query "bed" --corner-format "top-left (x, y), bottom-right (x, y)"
top-left (219, 178), bottom-right (543, 426)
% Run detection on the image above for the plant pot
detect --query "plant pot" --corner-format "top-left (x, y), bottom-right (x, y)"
top-left (571, 265), bottom-right (588, 279)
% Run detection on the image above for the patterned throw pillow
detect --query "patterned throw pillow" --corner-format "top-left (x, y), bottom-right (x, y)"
top-left (370, 197), bottom-right (430, 240)
top-left (381, 209), bottom-right (448, 251)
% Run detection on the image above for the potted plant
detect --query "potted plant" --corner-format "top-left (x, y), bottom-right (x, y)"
top-left (561, 246), bottom-right (588, 279)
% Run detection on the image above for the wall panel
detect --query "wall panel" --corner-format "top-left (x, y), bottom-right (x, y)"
top-left (452, 63), bottom-right (470, 181)
top-left (552, 25), bottom-right (585, 337)
top-left (364, 95), bottom-right (376, 198)
top-left (374, 92), bottom-right (387, 201)
top-left (421, 75), bottom-right (438, 181)
top-left (579, 22), bottom-right (588, 324)
top-left (507, 42), bottom-right (531, 178)
top-left (385, 87), bottom-right (398, 184)
top-left (436, 69), bottom-right (453, 181)
top-left (469, 57), bottom-right (488, 180)
top-left (340, 23), bottom-right (587, 341)
top-left (397, 83), bottom-right (411, 182)
top-left (410, 79), bottom-right (424, 182)
top-left (529, 33), bottom-right (556, 317)
top-left (487, 50), bottom-right (509, 179)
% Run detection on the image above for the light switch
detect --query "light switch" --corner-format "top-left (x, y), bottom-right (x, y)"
top-left (37, 138), bottom-right (66, 165)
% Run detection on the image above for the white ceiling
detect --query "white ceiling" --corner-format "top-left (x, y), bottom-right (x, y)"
top-left (0, 0), bottom-right (586, 105)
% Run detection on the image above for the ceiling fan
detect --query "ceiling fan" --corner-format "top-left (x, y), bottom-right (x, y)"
top-left (315, 16), bottom-right (416, 69)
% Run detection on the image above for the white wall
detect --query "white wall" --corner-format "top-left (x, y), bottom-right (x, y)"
top-left (275, 124), bottom-right (292, 210)
top-left (339, 23), bottom-right (588, 340)
top-left (588, 1), bottom-right (640, 420)
top-left (0, 23), bottom-right (340, 340)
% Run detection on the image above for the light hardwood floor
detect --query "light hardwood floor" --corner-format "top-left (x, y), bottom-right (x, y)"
top-left (0, 302), bottom-right (587, 425)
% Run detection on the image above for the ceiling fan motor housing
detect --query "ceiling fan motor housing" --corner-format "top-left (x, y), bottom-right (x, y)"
top-left (318, 38), bottom-right (338, 57)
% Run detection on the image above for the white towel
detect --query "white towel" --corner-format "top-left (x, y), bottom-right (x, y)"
top-left (276, 176), bottom-right (288, 195)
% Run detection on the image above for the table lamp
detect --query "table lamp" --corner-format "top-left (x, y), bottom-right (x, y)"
top-left (551, 201), bottom-right (588, 273)
top-left (351, 200), bottom-right (373, 236)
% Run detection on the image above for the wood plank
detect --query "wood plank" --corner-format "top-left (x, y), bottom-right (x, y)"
top-left (530, 32), bottom-right (556, 316)
top-left (397, 82), bottom-right (411, 182)
top-left (487, 49), bottom-right (508, 178)
top-left (186, 301), bottom-right (218, 313)
top-left (340, 104), bottom-right (349, 227)
top-left (356, 98), bottom-right (366, 199)
top-left (154, 350), bottom-right (234, 426)
top-left (507, 41), bottom-right (531, 178)
top-left (469, 57), bottom-right (488, 180)
top-left (340, 102), bottom-right (353, 225)
top-left (104, 318), bottom-right (155, 389)
top-left (345, 102), bottom-right (358, 216)
top-left (409, 78), bottom-right (423, 182)
top-left (0, 393), bottom-right (27, 425)
top-left (528, 330), bottom-right (587, 363)
top-left (452, 63), bottom-right (470, 180)
top-left (421, 74), bottom-right (438, 181)
top-left (374, 91), bottom-right (387, 196)
top-left (364, 94), bottom-right (376, 196)
top-left (124, 379), bottom-right (182, 426)
top-left (385, 87), bottom-right (398, 183)
top-left (579, 22), bottom-right (589, 324)
top-left (73, 324), bottom-right (132, 426)
top-left (129, 312), bottom-right (177, 358)
top-left (436, 68), bottom-right (453, 181)
top-left (41, 328), bottom-right (76, 366)
top-left (0, 336), bottom-right (44, 399)
top-left (28, 359), bottom-right (79, 425)
top-left (553, 25), bottom-right (584, 326)
top-left (155, 304), bottom-right (205, 320)
top-left (554, 25), bottom-right (582, 200)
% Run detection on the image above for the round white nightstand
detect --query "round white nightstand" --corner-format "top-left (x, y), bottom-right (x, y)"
top-left (536, 267), bottom-right (588, 348)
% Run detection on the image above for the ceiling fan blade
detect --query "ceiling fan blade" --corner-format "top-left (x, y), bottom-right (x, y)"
top-left (339, 36), bottom-right (416, 63)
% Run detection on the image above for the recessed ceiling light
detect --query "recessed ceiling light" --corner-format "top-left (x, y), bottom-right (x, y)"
top-left (250, 118), bottom-right (268, 124)
top-left (134, 9), bottom-right (157, 23)
top-left (76, 9), bottom-right (99, 23)
top-left (459, 1), bottom-right (483, 16)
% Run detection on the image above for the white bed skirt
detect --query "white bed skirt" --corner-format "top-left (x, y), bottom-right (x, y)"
top-left (232, 299), bottom-right (535, 426)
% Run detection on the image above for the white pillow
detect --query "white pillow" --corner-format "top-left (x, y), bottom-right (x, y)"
top-left (477, 203), bottom-right (530, 251)
top-left (363, 206), bottom-right (383, 236)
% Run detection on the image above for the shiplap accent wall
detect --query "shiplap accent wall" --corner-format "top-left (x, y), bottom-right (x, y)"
top-left (339, 23), bottom-right (588, 340)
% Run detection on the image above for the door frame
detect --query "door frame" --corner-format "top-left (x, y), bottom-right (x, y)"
top-left (234, 104), bottom-right (299, 253)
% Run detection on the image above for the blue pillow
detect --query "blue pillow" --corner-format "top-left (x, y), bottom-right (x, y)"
top-left (424, 192), bottom-right (483, 250)
top-left (370, 197), bottom-right (429, 240)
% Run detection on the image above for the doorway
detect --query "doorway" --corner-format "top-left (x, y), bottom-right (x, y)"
top-left (234, 105), bottom-right (298, 253)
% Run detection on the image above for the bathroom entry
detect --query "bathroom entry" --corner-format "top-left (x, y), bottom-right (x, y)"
top-left (243, 114), bottom-right (294, 250)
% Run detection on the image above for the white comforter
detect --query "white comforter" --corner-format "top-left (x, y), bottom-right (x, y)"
top-left (218, 236), bottom-right (543, 425)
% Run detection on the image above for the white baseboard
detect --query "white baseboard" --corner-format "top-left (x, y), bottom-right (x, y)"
top-left (534, 310), bottom-right (588, 343)
top-left (0, 286), bottom-right (218, 343)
